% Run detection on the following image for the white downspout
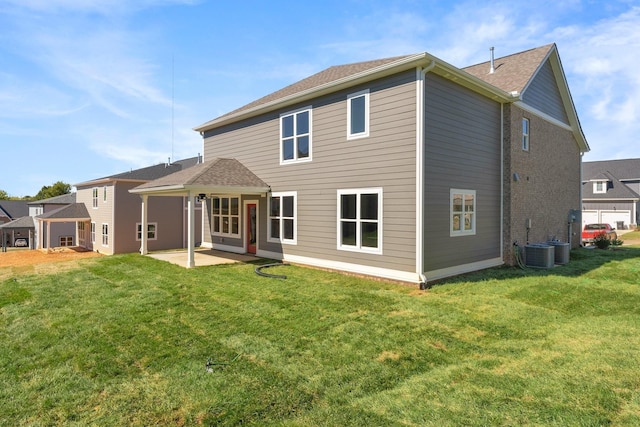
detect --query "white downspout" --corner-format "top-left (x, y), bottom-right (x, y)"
top-left (186, 191), bottom-right (195, 268)
top-left (500, 103), bottom-right (504, 262)
top-left (416, 61), bottom-right (436, 288)
top-left (140, 194), bottom-right (148, 255)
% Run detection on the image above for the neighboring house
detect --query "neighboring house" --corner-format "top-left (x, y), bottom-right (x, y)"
top-left (29, 193), bottom-right (77, 249)
top-left (582, 158), bottom-right (640, 229)
top-left (0, 200), bottom-right (31, 248)
top-left (0, 200), bottom-right (28, 224)
top-left (132, 43), bottom-right (588, 284)
top-left (71, 157), bottom-right (203, 255)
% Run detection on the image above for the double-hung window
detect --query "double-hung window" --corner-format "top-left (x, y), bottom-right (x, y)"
top-left (103, 186), bottom-right (107, 203)
top-left (450, 189), bottom-right (476, 236)
top-left (280, 107), bottom-right (311, 164)
top-left (136, 223), bottom-right (157, 241)
top-left (211, 196), bottom-right (240, 236)
top-left (337, 188), bottom-right (382, 254)
top-left (269, 192), bottom-right (297, 244)
top-left (593, 181), bottom-right (607, 194)
top-left (522, 118), bottom-right (530, 151)
top-left (92, 187), bottom-right (99, 208)
top-left (347, 89), bottom-right (369, 139)
top-left (101, 223), bottom-right (109, 246)
top-left (90, 222), bottom-right (96, 243)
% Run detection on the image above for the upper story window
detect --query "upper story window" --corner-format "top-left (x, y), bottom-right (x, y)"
top-left (450, 189), bottom-right (476, 236)
top-left (103, 186), bottom-right (107, 203)
top-left (347, 89), bottom-right (370, 139)
top-left (522, 118), bottom-right (530, 151)
top-left (211, 196), bottom-right (240, 237)
top-left (337, 188), bottom-right (382, 254)
top-left (92, 187), bottom-right (99, 208)
top-left (268, 192), bottom-right (297, 244)
top-left (593, 181), bottom-right (607, 194)
top-left (280, 107), bottom-right (312, 164)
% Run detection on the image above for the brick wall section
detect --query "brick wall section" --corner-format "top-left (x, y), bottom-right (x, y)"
top-left (503, 105), bottom-right (582, 264)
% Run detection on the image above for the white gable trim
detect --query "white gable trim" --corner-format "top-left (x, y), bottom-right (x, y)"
top-left (514, 101), bottom-right (573, 132)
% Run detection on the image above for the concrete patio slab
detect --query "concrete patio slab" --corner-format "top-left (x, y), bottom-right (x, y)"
top-left (148, 249), bottom-right (259, 267)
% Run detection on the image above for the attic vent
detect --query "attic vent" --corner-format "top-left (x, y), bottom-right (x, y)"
top-left (489, 47), bottom-right (495, 74)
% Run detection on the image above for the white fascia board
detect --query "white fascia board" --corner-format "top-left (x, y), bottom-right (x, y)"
top-left (195, 53), bottom-right (513, 133)
top-left (129, 185), bottom-right (270, 196)
top-left (514, 101), bottom-right (573, 131)
top-left (194, 54), bottom-right (428, 133)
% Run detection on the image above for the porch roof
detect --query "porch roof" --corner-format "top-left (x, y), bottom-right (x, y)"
top-left (129, 158), bottom-right (270, 196)
top-left (0, 216), bottom-right (35, 230)
top-left (36, 203), bottom-right (91, 222)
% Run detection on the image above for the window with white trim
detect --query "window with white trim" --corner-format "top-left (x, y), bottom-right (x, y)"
top-left (90, 222), bottom-right (96, 243)
top-left (522, 118), bottom-right (530, 151)
top-left (101, 223), bottom-right (109, 246)
top-left (103, 186), bottom-right (107, 203)
top-left (211, 196), bottom-right (240, 236)
top-left (268, 192), bottom-right (297, 244)
top-left (280, 107), bottom-right (312, 164)
top-left (337, 188), bottom-right (382, 254)
top-left (92, 187), bottom-right (99, 208)
top-left (60, 236), bottom-right (73, 247)
top-left (593, 181), bottom-right (607, 194)
top-left (136, 223), bottom-right (157, 241)
top-left (347, 89), bottom-right (369, 139)
top-left (450, 189), bottom-right (476, 236)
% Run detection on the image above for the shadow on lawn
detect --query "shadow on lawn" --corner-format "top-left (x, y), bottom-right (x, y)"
top-left (432, 246), bottom-right (640, 286)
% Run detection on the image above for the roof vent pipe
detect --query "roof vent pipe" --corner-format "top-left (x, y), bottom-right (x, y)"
top-left (489, 46), bottom-right (495, 74)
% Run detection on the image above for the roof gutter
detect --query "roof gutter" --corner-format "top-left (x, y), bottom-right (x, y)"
top-left (195, 53), bottom-right (513, 133)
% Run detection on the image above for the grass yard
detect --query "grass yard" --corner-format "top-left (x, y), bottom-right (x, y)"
top-left (1, 247), bottom-right (640, 426)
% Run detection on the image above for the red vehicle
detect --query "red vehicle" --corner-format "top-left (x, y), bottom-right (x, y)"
top-left (582, 223), bottom-right (617, 245)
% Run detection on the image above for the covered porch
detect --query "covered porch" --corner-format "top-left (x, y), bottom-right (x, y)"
top-left (36, 203), bottom-right (91, 250)
top-left (129, 158), bottom-right (270, 268)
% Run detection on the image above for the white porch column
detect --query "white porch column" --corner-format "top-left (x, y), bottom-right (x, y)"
top-left (140, 195), bottom-right (148, 255)
top-left (187, 192), bottom-right (195, 268)
top-left (46, 221), bottom-right (51, 250)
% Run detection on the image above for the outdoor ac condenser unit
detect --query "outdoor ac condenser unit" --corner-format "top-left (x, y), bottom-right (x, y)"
top-left (525, 244), bottom-right (555, 268)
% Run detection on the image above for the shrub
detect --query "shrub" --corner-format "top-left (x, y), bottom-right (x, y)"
top-left (593, 232), bottom-right (611, 249)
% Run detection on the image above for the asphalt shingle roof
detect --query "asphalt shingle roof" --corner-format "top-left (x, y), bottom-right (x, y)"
top-left (463, 44), bottom-right (555, 94)
top-left (37, 203), bottom-right (90, 220)
top-left (0, 200), bottom-right (29, 219)
top-left (27, 193), bottom-right (76, 206)
top-left (76, 156), bottom-right (201, 186)
top-left (583, 158), bottom-right (640, 182)
top-left (0, 215), bottom-right (35, 229)
top-left (133, 158), bottom-right (269, 191)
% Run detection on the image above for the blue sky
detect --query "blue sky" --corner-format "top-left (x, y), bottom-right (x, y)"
top-left (1, 0), bottom-right (639, 197)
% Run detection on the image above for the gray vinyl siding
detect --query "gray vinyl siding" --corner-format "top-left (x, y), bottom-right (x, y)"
top-left (521, 60), bottom-right (569, 124)
top-left (76, 185), bottom-right (113, 254)
top-left (203, 70), bottom-right (418, 273)
top-left (423, 73), bottom-right (502, 272)
top-left (114, 182), bottom-right (193, 254)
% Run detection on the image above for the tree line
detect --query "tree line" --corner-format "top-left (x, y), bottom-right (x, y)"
top-left (0, 181), bottom-right (71, 201)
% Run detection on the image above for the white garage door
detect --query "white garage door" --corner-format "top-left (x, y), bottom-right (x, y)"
top-left (582, 210), bottom-right (598, 226)
top-left (601, 210), bottom-right (632, 229)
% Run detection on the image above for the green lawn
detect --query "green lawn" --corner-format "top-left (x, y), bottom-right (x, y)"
top-left (1, 248), bottom-right (640, 426)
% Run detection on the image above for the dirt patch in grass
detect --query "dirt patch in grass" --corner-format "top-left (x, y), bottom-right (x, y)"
top-left (0, 247), bottom-right (103, 268)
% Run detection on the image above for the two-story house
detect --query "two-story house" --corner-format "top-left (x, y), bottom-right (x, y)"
top-left (582, 158), bottom-right (640, 229)
top-left (132, 43), bottom-right (588, 285)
